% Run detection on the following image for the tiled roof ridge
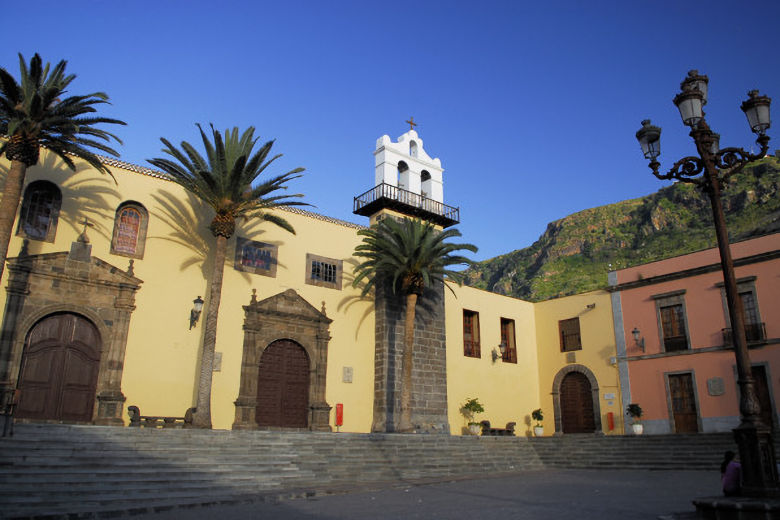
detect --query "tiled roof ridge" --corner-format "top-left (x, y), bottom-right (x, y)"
top-left (96, 153), bottom-right (365, 230)
top-left (279, 206), bottom-right (366, 230)
top-left (95, 154), bottom-right (173, 181)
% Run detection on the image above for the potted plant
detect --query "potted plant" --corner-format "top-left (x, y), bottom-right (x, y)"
top-left (626, 403), bottom-right (643, 435)
top-left (531, 408), bottom-right (544, 436)
top-left (462, 397), bottom-right (485, 435)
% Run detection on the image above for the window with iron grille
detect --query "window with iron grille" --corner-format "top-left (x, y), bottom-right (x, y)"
top-left (500, 318), bottom-right (517, 363)
top-left (305, 253), bottom-right (342, 290)
top-left (559, 317), bottom-right (581, 352)
top-left (17, 181), bottom-right (61, 242)
top-left (463, 310), bottom-right (480, 358)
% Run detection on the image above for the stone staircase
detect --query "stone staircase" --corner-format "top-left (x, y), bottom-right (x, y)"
top-left (0, 424), bottom-right (750, 519)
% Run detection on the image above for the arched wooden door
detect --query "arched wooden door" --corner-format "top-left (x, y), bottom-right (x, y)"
top-left (16, 313), bottom-right (101, 422)
top-left (560, 372), bottom-right (596, 433)
top-left (256, 339), bottom-right (310, 428)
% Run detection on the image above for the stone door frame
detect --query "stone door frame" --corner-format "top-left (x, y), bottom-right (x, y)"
top-left (233, 289), bottom-right (332, 431)
top-left (551, 364), bottom-right (602, 435)
top-left (0, 247), bottom-right (141, 425)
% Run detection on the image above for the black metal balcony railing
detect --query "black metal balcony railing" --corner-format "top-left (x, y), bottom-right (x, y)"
top-left (353, 183), bottom-right (460, 227)
top-left (722, 322), bottom-right (767, 345)
top-left (663, 335), bottom-right (689, 352)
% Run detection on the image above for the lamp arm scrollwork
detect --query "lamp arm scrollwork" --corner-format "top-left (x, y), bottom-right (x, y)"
top-left (649, 156), bottom-right (705, 185)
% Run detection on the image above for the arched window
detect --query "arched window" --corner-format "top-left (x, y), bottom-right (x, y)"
top-left (111, 202), bottom-right (148, 259)
top-left (409, 141), bottom-right (418, 157)
top-left (420, 170), bottom-right (431, 182)
top-left (396, 161), bottom-right (409, 191)
top-left (17, 181), bottom-right (61, 242)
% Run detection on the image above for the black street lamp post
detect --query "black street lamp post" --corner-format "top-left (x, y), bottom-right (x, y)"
top-left (636, 70), bottom-right (778, 497)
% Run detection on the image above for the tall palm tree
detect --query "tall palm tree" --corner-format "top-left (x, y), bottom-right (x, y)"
top-left (148, 124), bottom-right (305, 429)
top-left (352, 217), bottom-right (477, 432)
top-left (0, 53), bottom-right (125, 281)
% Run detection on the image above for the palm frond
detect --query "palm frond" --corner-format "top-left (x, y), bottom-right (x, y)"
top-left (148, 124), bottom-right (306, 238)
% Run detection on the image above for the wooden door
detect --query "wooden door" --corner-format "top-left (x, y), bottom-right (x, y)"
top-left (669, 373), bottom-right (699, 433)
top-left (256, 339), bottom-right (310, 428)
top-left (560, 372), bottom-right (596, 433)
top-left (752, 365), bottom-right (774, 429)
top-left (16, 313), bottom-right (101, 422)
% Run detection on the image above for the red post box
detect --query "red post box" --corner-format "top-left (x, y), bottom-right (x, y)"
top-left (335, 403), bottom-right (344, 427)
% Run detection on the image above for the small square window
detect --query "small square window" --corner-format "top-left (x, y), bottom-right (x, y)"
top-left (305, 253), bottom-right (342, 290)
top-left (559, 317), bottom-right (581, 352)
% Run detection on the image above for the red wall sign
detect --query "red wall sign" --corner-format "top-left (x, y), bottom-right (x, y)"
top-left (335, 403), bottom-right (344, 426)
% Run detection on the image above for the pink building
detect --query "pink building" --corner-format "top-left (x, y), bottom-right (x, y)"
top-left (608, 232), bottom-right (780, 434)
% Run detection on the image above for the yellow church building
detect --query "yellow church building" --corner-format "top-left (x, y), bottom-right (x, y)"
top-left (0, 128), bottom-right (625, 435)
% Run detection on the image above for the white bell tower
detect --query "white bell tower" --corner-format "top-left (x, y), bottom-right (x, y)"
top-left (354, 119), bottom-right (458, 228)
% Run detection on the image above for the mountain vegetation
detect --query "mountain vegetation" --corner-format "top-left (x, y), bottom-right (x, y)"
top-left (464, 156), bottom-right (780, 302)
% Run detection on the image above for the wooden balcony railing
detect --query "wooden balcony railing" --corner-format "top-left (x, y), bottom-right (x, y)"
top-left (353, 183), bottom-right (460, 227)
top-left (722, 322), bottom-right (767, 345)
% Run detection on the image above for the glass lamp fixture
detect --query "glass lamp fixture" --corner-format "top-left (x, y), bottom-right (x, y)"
top-left (636, 120), bottom-right (662, 160)
top-left (674, 85), bottom-right (705, 127)
top-left (741, 90), bottom-right (772, 135)
top-left (710, 132), bottom-right (721, 155)
top-left (190, 295), bottom-right (205, 330)
top-left (681, 70), bottom-right (709, 105)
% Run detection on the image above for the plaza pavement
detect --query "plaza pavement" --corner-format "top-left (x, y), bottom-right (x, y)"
top-left (132, 469), bottom-right (715, 519)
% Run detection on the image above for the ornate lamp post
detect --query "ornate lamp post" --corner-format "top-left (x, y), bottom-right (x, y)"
top-left (636, 70), bottom-right (777, 497)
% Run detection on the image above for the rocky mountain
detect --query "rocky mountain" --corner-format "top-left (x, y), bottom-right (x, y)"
top-left (464, 156), bottom-right (780, 302)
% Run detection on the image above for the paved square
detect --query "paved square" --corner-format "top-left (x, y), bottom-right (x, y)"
top-left (135, 469), bottom-right (715, 519)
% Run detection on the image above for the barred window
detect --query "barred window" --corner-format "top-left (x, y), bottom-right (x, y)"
top-left (305, 253), bottom-right (342, 290)
top-left (312, 260), bottom-right (337, 284)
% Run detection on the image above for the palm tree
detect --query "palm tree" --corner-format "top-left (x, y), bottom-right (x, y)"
top-left (148, 124), bottom-right (305, 429)
top-left (0, 53), bottom-right (125, 281)
top-left (352, 217), bottom-right (477, 432)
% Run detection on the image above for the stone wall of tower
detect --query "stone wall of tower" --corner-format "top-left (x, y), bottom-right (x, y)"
top-left (372, 277), bottom-right (450, 433)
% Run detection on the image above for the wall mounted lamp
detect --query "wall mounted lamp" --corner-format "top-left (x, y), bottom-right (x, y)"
top-left (492, 342), bottom-right (507, 362)
top-left (631, 327), bottom-right (645, 352)
top-left (190, 296), bottom-right (204, 330)
top-left (586, 303), bottom-right (596, 310)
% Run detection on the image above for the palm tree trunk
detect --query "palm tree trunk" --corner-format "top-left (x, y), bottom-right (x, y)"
top-left (398, 292), bottom-right (417, 433)
top-left (191, 234), bottom-right (228, 429)
top-left (0, 159), bottom-right (28, 282)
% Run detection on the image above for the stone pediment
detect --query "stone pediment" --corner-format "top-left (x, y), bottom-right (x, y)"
top-left (245, 289), bottom-right (331, 324)
top-left (6, 251), bottom-right (143, 289)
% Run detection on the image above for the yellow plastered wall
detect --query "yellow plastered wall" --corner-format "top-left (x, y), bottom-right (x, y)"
top-left (445, 285), bottom-right (540, 436)
top-left (533, 290), bottom-right (624, 434)
top-left (0, 151), bottom-right (376, 432)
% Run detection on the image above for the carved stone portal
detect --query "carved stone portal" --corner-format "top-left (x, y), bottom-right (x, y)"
top-left (0, 243), bottom-right (142, 425)
top-left (233, 289), bottom-right (332, 431)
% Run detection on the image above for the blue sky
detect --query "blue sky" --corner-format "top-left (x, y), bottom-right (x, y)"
top-left (2, 1), bottom-right (778, 261)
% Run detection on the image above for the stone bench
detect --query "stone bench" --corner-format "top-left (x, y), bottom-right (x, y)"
top-left (128, 405), bottom-right (194, 428)
top-left (480, 420), bottom-right (516, 436)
